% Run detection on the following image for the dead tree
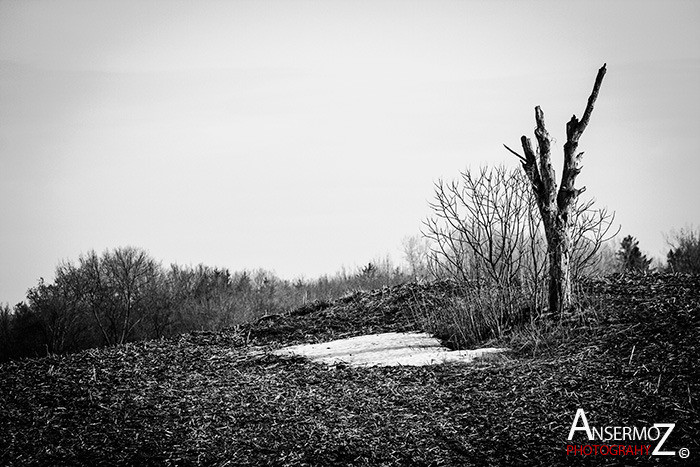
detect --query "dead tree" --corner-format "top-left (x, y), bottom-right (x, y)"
top-left (505, 64), bottom-right (607, 316)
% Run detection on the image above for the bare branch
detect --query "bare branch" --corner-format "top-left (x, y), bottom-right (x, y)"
top-left (503, 144), bottom-right (527, 163)
top-left (559, 65), bottom-right (606, 215)
top-left (577, 63), bottom-right (607, 138)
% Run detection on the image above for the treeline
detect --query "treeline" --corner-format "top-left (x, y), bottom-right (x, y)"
top-left (0, 247), bottom-right (409, 362)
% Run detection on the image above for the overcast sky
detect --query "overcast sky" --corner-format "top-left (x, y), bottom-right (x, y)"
top-left (1, 0), bottom-right (699, 305)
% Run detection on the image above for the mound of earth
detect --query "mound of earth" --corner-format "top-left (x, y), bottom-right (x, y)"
top-left (239, 280), bottom-right (461, 348)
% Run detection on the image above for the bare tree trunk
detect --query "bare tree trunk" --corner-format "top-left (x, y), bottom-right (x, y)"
top-left (505, 64), bottom-right (606, 317)
top-left (546, 217), bottom-right (572, 315)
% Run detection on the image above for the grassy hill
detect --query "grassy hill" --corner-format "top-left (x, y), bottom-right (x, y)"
top-left (1, 274), bottom-right (698, 466)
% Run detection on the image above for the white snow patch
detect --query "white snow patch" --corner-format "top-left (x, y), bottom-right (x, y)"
top-left (273, 332), bottom-right (508, 367)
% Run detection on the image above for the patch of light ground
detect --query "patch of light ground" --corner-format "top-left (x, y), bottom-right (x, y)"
top-left (273, 332), bottom-right (507, 367)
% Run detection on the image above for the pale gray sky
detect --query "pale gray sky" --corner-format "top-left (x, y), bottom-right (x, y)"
top-left (1, 0), bottom-right (699, 305)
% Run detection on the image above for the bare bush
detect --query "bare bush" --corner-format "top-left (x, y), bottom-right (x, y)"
top-left (570, 199), bottom-right (620, 279)
top-left (424, 166), bottom-right (539, 285)
top-left (402, 235), bottom-right (430, 280)
top-left (666, 226), bottom-right (700, 273)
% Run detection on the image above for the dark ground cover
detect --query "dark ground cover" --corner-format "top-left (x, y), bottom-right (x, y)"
top-left (1, 274), bottom-right (698, 466)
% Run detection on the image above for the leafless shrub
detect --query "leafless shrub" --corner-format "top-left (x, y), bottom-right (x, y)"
top-left (401, 235), bottom-right (430, 280)
top-left (665, 226), bottom-right (700, 273)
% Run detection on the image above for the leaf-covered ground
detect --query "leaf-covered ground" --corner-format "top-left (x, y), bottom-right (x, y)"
top-left (1, 274), bottom-right (698, 466)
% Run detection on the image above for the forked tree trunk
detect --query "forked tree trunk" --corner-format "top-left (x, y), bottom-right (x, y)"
top-left (505, 64), bottom-right (606, 317)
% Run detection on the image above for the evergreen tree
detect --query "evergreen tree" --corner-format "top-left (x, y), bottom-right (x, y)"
top-left (617, 235), bottom-right (652, 272)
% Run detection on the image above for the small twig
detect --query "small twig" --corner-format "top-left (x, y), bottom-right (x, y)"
top-left (628, 344), bottom-right (635, 365)
top-left (688, 384), bottom-right (694, 409)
